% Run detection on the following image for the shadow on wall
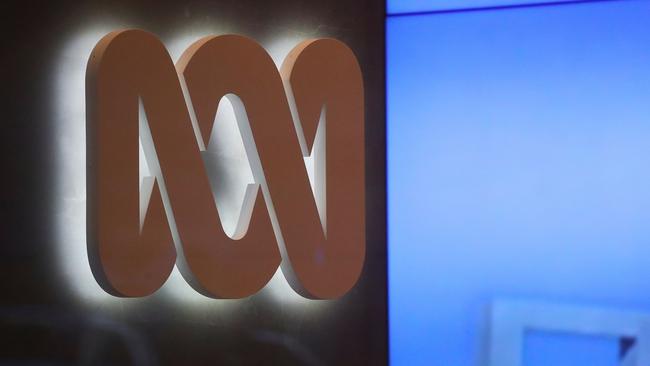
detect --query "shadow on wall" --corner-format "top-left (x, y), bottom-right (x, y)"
top-left (0, 306), bottom-right (326, 365)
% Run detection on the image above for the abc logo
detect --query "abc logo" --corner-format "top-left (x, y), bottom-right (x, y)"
top-left (86, 29), bottom-right (365, 299)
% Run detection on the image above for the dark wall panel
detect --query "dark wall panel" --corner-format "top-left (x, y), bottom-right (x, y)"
top-left (0, 1), bottom-right (386, 365)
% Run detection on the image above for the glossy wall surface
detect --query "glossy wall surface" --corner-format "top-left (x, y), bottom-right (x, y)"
top-left (0, 1), bottom-right (387, 365)
top-left (387, 0), bottom-right (650, 365)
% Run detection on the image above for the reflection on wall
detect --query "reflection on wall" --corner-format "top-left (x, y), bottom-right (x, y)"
top-left (387, 0), bottom-right (650, 365)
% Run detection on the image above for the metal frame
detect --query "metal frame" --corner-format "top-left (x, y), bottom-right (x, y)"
top-left (488, 301), bottom-right (650, 366)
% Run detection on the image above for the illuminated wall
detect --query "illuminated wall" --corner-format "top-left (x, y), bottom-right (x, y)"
top-left (387, 0), bottom-right (650, 365)
top-left (1, 1), bottom-right (386, 364)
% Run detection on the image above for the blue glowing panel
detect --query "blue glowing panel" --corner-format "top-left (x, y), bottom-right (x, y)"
top-left (387, 1), bottom-right (650, 365)
top-left (387, 0), bottom-right (580, 15)
top-left (524, 332), bottom-right (619, 366)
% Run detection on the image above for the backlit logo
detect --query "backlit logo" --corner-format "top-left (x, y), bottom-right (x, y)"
top-left (85, 29), bottom-right (365, 299)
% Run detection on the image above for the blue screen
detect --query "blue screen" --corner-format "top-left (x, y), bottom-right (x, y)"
top-left (387, 1), bottom-right (650, 365)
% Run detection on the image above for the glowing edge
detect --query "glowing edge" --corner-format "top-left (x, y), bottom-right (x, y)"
top-left (54, 23), bottom-right (331, 311)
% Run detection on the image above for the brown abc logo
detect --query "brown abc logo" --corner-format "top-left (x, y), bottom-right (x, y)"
top-left (85, 29), bottom-right (365, 299)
